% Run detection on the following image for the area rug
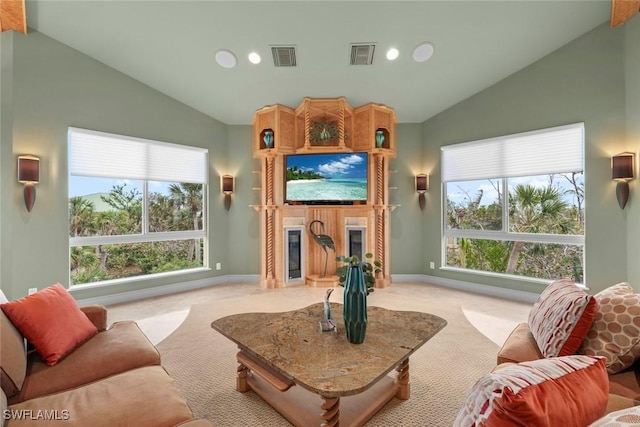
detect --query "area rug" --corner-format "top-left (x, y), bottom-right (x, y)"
top-left (156, 284), bottom-right (500, 426)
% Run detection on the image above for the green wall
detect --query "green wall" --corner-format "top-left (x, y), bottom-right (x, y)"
top-left (625, 16), bottom-right (640, 286)
top-left (0, 32), bottom-right (15, 298)
top-left (389, 123), bottom-right (426, 274)
top-left (422, 22), bottom-right (628, 295)
top-left (3, 19), bottom-right (640, 300)
top-left (1, 31), bottom-right (229, 300)
top-left (226, 125), bottom-right (260, 274)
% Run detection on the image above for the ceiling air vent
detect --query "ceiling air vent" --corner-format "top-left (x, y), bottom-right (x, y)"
top-left (271, 46), bottom-right (297, 67)
top-left (350, 43), bottom-right (376, 65)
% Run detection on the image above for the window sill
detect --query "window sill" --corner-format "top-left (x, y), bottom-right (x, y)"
top-left (69, 267), bottom-right (211, 291)
top-left (439, 266), bottom-right (588, 290)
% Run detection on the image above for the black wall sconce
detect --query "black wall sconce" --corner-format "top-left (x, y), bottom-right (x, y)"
top-left (415, 174), bottom-right (429, 211)
top-left (612, 152), bottom-right (635, 209)
top-left (17, 155), bottom-right (40, 212)
top-left (222, 174), bottom-right (234, 211)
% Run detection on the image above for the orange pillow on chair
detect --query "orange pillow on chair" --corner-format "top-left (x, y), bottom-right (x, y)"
top-left (0, 284), bottom-right (98, 366)
top-left (454, 355), bottom-right (609, 427)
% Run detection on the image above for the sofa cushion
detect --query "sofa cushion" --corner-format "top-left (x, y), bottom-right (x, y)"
top-left (0, 311), bottom-right (26, 398)
top-left (5, 366), bottom-right (194, 427)
top-left (590, 406), bottom-right (640, 426)
top-left (9, 321), bottom-right (160, 404)
top-left (0, 284), bottom-right (98, 366)
top-left (581, 283), bottom-right (640, 374)
top-left (607, 368), bottom-right (640, 400)
top-left (453, 355), bottom-right (609, 427)
top-left (528, 279), bottom-right (597, 357)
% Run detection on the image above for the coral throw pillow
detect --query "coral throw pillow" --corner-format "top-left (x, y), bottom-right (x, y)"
top-left (0, 284), bottom-right (98, 366)
top-left (454, 355), bottom-right (609, 427)
top-left (581, 282), bottom-right (640, 374)
top-left (528, 279), bottom-right (597, 357)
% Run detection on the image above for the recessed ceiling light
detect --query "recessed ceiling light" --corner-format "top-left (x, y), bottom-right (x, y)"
top-left (248, 52), bottom-right (261, 65)
top-left (215, 49), bottom-right (237, 68)
top-left (413, 42), bottom-right (435, 63)
top-left (386, 48), bottom-right (399, 61)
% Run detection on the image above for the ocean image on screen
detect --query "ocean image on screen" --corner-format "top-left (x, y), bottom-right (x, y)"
top-left (286, 153), bottom-right (368, 201)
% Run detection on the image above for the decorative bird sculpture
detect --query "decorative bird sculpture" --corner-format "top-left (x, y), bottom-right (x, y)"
top-left (309, 220), bottom-right (335, 278)
top-left (320, 288), bottom-right (336, 332)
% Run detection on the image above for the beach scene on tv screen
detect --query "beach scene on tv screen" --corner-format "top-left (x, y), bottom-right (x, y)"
top-left (286, 153), bottom-right (368, 201)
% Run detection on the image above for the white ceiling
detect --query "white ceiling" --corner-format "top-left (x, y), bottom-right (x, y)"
top-left (25, 1), bottom-right (611, 125)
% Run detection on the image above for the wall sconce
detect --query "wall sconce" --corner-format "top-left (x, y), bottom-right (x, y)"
top-left (415, 174), bottom-right (429, 211)
top-left (17, 155), bottom-right (40, 212)
top-left (612, 152), bottom-right (635, 209)
top-left (222, 174), bottom-right (234, 211)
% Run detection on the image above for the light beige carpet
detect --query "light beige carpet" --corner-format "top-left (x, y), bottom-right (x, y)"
top-left (156, 284), bottom-right (501, 426)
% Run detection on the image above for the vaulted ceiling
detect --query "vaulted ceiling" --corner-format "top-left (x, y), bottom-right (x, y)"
top-left (2, 1), bottom-right (636, 124)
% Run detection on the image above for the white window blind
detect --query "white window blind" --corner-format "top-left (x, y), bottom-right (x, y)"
top-left (69, 127), bottom-right (208, 184)
top-left (441, 123), bottom-right (584, 182)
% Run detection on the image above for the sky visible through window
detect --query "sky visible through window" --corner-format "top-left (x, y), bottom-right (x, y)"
top-left (69, 176), bottom-right (172, 198)
top-left (447, 173), bottom-right (584, 208)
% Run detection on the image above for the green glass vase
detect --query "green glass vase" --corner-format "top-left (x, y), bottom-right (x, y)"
top-left (343, 264), bottom-right (368, 344)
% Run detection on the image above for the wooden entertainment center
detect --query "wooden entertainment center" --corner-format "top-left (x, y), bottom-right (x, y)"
top-left (252, 97), bottom-right (396, 288)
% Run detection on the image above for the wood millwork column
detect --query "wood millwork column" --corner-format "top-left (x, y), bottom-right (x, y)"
top-left (261, 155), bottom-right (277, 288)
top-left (373, 154), bottom-right (390, 287)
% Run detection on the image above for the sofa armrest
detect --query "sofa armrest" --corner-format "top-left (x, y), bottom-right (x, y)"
top-left (80, 305), bottom-right (107, 332)
top-left (605, 393), bottom-right (640, 415)
top-left (497, 322), bottom-right (543, 365)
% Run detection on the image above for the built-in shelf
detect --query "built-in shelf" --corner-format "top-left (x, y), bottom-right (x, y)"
top-left (253, 97), bottom-right (397, 289)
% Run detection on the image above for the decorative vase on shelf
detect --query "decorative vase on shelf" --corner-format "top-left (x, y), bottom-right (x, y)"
top-left (375, 130), bottom-right (385, 148)
top-left (343, 263), bottom-right (368, 344)
top-left (263, 130), bottom-right (274, 149)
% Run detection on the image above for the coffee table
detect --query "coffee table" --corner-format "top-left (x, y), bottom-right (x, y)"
top-left (211, 303), bottom-right (446, 427)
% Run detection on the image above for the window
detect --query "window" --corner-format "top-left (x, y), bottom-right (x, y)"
top-left (441, 123), bottom-right (585, 283)
top-left (68, 128), bottom-right (208, 285)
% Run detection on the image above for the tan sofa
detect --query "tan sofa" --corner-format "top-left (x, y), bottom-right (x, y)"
top-left (498, 322), bottom-right (640, 412)
top-left (1, 304), bottom-right (213, 427)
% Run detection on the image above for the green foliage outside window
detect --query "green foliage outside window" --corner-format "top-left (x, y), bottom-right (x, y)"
top-left (446, 173), bottom-right (584, 283)
top-left (69, 183), bottom-right (203, 285)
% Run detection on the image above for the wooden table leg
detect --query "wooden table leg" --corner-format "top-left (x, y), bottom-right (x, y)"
top-left (320, 396), bottom-right (340, 427)
top-left (395, 358), bottom-right (410, 400)
top-left (237, 361), bottom-right (249, 392)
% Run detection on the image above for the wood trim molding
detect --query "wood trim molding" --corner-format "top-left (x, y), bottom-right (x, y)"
top-left (0, 0), bottom-right (26, 33)
top-left (611, 0), bottom-right (640, 27)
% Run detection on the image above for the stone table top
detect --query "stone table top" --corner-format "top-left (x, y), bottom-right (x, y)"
top-left (211, 302), bottom-right (447, 397)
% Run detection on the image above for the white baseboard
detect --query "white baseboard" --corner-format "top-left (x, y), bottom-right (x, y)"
top-left (392, 274), bottom-right (539, 303)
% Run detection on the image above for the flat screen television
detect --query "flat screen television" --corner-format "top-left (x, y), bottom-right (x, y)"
top-left (285, 152), bottom-right (368, 205)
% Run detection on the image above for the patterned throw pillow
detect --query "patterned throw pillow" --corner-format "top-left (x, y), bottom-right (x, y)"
top-left (589, 406), bottom-right (640, 426)
top-left (581, 282), bottom-right (640, 374)
top-left (528, 279), bottom-right (597, 357)
top-left (454, 355), bottom-right (608, 427)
